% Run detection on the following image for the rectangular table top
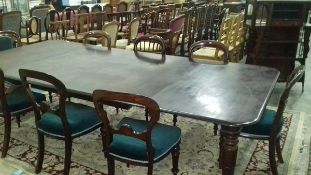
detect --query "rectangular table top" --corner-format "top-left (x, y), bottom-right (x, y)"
top-left (0, 40), bottom-right (279, 126)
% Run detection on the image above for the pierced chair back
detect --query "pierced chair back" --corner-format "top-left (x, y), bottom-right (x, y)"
top-left (93, 90), bottom-right (181, 175)
top-left (153, 8), bottom-right (172, 29)
top-left (0, 30), bottom-right (21, 50)
top-left (44, 10), bottom-right (61, 40)
top-left (102, 21), bottom-right (119, 47)
top-left (21, 16), bottom-right (42, 44)
top-left (30, 5), bottom-right (51, 33)
top-left (83, 30), bottom-right (111, 50)
top-left (189, 40), bottom-right (229, 64)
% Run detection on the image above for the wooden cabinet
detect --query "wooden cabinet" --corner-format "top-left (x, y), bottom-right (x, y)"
top-left (245, 0), bottom-right (311, 88)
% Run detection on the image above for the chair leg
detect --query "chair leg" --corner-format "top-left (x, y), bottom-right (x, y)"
top-left (147, 163), bottom-right (153, 175)
top-left (269, 139), bottom-right (278, 175)
top-left (145, 108), bottom-right (149, 121)
top-left (108, 156), bottom-right (115, 175)
top-left (35, 133), bottom-right (45, 173)
top-left (173, 114), bottom-right (178, 126)
top-left (48, 91), bottom-right (53, 103)
top-left (171, 144), bottom-right (180, 175)
top-left (276, 137), bottom-right (284, 163)
top-left (64, 138), bottom-right (72, 175)
top-left (16, 115), bottom-right (21, 128)
top-left (2, 115), bottom-right (11, 158)
top-left (213, 123), bottom-right (218, 136)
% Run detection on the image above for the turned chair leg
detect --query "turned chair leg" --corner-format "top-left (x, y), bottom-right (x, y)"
top-left (269, 139), bottom-right (278, 175)
top-left (2, 115), bottom-right (11, 158)
top-left (16, 115), bottom-right (21, 128)
top-left (64, 138), bottom-right (73, 175)
top-left (108, 156), bottom-right (115, 175)
top-left (147, 163), bottom-right (153, 175)
top-left (171, 144), bottom-right (180, 175)
top-left (213, 123), bottom-right (218, 136)
top-left (145, 108), bottom-right (149, 121)
top-left (35, 133), bottom-right (45, 174)
top-left (48, 91), bottom-right (53, 103)
top-left (276, 137), bottom-right (284, 163)
top-left (173, 114), bottom-right (178, 126)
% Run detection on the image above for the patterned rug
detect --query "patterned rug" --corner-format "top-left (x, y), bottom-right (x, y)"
top-left (0, 104), bottom-right (310, 175)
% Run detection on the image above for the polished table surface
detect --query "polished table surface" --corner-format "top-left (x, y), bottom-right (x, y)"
top-left (0, 40), bottom-right (279, 174)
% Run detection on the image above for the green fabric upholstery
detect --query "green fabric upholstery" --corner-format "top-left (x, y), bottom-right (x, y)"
top-left (37, 102), bottom-right (101, 138)
top-left (109, 117), bottom-right (181, 163)
top-left (0, 36), bottom-right (13, 51)
top-left (242, 109), bottom-right (284, 136)
top-left (5, 87), bottom-right (46, 112)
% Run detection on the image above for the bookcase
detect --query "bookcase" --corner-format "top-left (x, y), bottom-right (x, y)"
top-left (245, 0), bottom-right (311, 89)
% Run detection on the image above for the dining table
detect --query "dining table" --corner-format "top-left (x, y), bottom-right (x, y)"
top-left (0, 40), bottom-right (280, 175)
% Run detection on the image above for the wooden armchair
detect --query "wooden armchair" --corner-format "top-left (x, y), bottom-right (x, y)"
top-left (21, 16), bottom-right (42, 44)
top-left (83, 30), bottom-right (111, 50)
top-left (0, 11), bottom-right (21, 35)
top-left (133, 35), bottom-right (166, 61)
top-left (102, 21), bottom-right (119, 47)
top-left (116, 17), bottom-right (140, 49)
top-left (93, 90), bottom-right (181, 175)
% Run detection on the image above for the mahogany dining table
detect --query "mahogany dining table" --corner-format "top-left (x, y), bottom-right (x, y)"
top-left (0, 40), bottom-right (279, 175)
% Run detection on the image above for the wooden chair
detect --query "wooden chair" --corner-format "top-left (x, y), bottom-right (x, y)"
top-left (0, 11), bottom-right (22, 35)
top-left (77, 5), bottom-right (90, 14)
top-left (93, 90), bottom-right (181, 175)
top-left (153, 8), bottom-right (172, 29)
top-left (149, 28), bottom-right (174, 55)
top-left (0, 68), bottom-right (46, 158)
top-left (66, 13), bottom-right (91, 42)
top-left (117, 1), bottom-right (128, 12)
top-left (116, 17), bottom-right (140, 49)
top-left (21, 16), bottom-right (42, 44)
top-left (0, 30), bottom-right (21, 51)
top-left (19, 69), bottom-right (102, 175)
top-left (169, 15), bottom-right (185, 55)
top-left (83, 30), bottom-right (111, 50)
top-left (102, 21), bottom-right (119, 47)
top-left (103, 4), bottom-right (113, 14)
top-left (29, 5), bottom-right (51, 34)
top-left (44, 10), bottom-right (61, 40)
top-left (239, 65), bottom-right (305, 175)
top-left (189, 40), bottom-right (229, 64)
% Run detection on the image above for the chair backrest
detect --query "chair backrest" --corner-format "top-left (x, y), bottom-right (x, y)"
top-left (91, 4), bottom-right (103, 12)
top-left (61, 7), bottom-right (76, 27)
top-left (189, 40), bottom-right (229, 64)
top-left (44, 10), bottom-right (61, 40)
top-left (102, 21), bottom-right (119, 47)
top-left (78, 5), bottom-right (90, 14)
top-left (117, 1), bottom-right (128, 12)
top-left (83, 30), bottom-right (111, 50)
top-left (103, 4), bottom-right (113, 14)
top-left (0, 30), bottom-right (21, 50)
top-left (134, 35), bottom-right (166, 60)
top-left (169, 14), bottom-right (185, 33)
top-left (270, 65), bottom-right (305, 136)
top-left (19, 69), bottom-right (68, 129)
top-left (0, 68), bottom-right (10, 116)
top-left (0, 11), bottom-right (22, 35)
top-left (127, 17), bottom-right (140, 44)
top-left (93, 90), bottom-right (160, 154)
top-left (30, 5), bottom-right (51, 33)
top-left (153, 8), bottom-right (172, 29)
top-left (74, 13), bottom-right (90, 34)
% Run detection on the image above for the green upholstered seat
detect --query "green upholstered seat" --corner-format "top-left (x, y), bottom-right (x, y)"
top-left (37, 102), bottom-right (101, 138)
top-left (3, 87), bottom-right (46, 113)
top-left (0, 36), bottom-right (13, 51)
top-left (242, 109), bottom-right (284, 136)
top-left (109, 117), bottom-right (181, 163)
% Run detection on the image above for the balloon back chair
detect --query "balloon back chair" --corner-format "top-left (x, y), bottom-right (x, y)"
top-left (239, 65), bottom-right (305, 175)
top-left (93, 90), bottom-right (181, 175)
top-left (19, 69), bottom-right (102, 175)
top-left (0, 68), bottom-right (46, 157)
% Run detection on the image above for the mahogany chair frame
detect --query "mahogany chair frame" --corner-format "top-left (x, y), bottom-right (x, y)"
top-left (83, 30), bottom-right (112, 50)
top-left (134, 35), bottom-right (166, 60)
top-left (93, 90), bottom-right (180, 175)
